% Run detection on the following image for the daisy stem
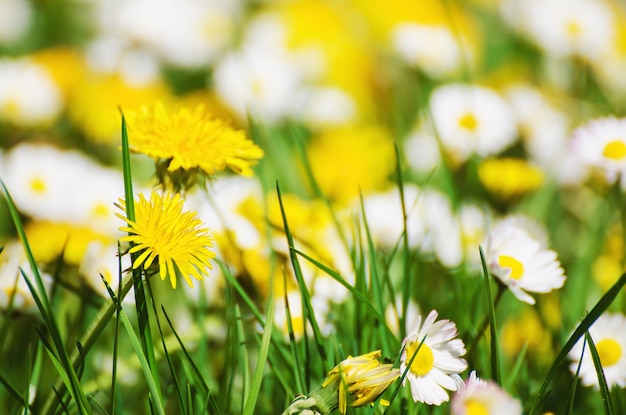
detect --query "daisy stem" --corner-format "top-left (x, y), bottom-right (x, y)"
top-left (467, 282), bottom-right (505, 356)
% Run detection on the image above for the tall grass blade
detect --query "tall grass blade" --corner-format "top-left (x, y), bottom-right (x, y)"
top-left (243, 291), bottom-right (275, 415)
top-left (585, 331), bottom-right (615, 415)
top-left (529, 272), bottom-right (626, 415)
top-left (479, 246), bottom-right (500, 384)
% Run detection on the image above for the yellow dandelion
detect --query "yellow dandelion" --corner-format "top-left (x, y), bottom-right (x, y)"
top-left (478, 158), bottom-right (544, 202)
top-left (282, 350), bottom-right (399, 415)
top-left (323, 350), bottom-right (400, 414)
top-left (116, 192), bottom-right (215, 289)
top-left (126, 101), bottom-right (264, 178)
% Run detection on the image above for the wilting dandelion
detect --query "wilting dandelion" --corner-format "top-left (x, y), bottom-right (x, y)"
top-left (400, 310), bottom-right (468, 405)
top-left (281, 350), bottom-right (399, 415)
top-left (116, 191), bottom-right (215, 289)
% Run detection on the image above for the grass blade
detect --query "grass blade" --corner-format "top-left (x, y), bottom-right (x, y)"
top-left (479, 246), bottom-right (500, 384)
top-left (529, 271), bottom-right (626, 415)
top-left (243, 291), bottom-right (275, 415)
top-left (585, 331), bottom-right (615, 415)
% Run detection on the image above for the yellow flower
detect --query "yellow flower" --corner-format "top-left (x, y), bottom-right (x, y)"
top-left (321, 350), bottom-right (400, 414)
top-left (307, 125), bottom-right (395, 204)
top-left (126, 102), bottom-right (264, 179)
top-left (478, 158), bottom-right (544, 202)
top-left (116, 192), bottom-right (215, 289)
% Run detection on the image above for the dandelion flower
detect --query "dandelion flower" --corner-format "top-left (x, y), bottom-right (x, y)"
top-left (450, 371), bottom-right (522, 415)
top-left (400, 310), bottom-right (468, 405)
top-left (126, 102), bottom-right (264, 179)
top-left (116, 192), bottom-right (215, 289)
top-left (570, 117), bottom-right (626, 185)
top-left (478, 158), bottom-right (544, 202)
top-left (482, 217), bottom-right (566, 304)
top-left (568, 312), bottom-right (626, 389)
top-left (282, 350), bottom-right (399, 415)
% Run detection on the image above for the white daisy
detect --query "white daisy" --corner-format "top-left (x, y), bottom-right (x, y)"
top-left (568, 312), bottom-right (626, 389)
top-left (505, 0), bottom-right (615, 61)
top-left (429, 84), bottom-right (517, 164)
top-left (79, 241), bottom-right (135, 305)
top-left (482, 216), bottom-right (566, 305)
top-left (109, 0), bottom-right (238, 68)
top-left (0, 58), bottom-right (63, 126)
top-left (450, 371), bottom-right (522, 415)
top-left (404, 128), bottom-right (442, 174)
top-left (2, 143), bottom-right (93, 222)
top-left (391, 23), bottom-right (465, 78)
top-left (570, 117), bottom-right (626, 185)
top-left (0, 0), bottom-right (32, 44)
top-left (400, 310), bottom-right (468, 405)
top-left (0, 242), bottom-right (52, 313)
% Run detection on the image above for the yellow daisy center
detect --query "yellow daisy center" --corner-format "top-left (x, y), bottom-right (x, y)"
top-left (603, 140), bottom-right (626, 160)
top-left (91, 203), bottom-right (110, 218)
top-left (30, 177), bottom-right (47, 194)
top-left (405, 342), bottom-right (434, 376)
top-left (566, 21), bottom-right (581, 37)
top-left (465, 399), bottom-right (489, 415)
top-left (498, 255), bottom-right (524, 280)
top-left (596, 338), bottom-right (622, 367)
top-left (458, 113), bottom-right (478, 132)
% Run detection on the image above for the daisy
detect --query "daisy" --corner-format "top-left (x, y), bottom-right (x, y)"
top-left (429, 84), bottom-right (517, 164)
top-left (125, 101), bottom-right (264, 189)
top-left (450, 371), bottom-right (522, 415)
top-left (570, 117), bottom-right (626, 185)
top-left (2, 143), bottom-right (93, 223)
top-left (568, 312), bottom-right (626, 389)
top-left (391, 23), bottom-right (465, 78)
top-left (0, 0), bottom-right (32, 44)
top-left (482, 216), bottom-right (566, 305)
top-left (400, 310), bottom-right (468, 405)
top-left (116, 191), bottom-right (216, 289)
top-left (0, 58), bottom-right (63, 126)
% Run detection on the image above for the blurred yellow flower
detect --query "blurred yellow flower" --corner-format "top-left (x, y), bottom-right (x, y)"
top-left (126, 102), bottom-right (263, 180)
top-left (69, 73), bottom-right (171, 144)
top-left (478, 158), bottom-right (544, 202)
top-left (307, 125), bottom-right (395, 204)
top-left (25, 221), bottom-right (111, 266)
top-left (117, 192), bottom-right (215, 289)
top-left (501, 310), bottom-right (553, 362)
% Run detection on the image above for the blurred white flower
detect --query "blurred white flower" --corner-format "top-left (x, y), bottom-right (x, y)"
top-left (0, 0), bottom-right (32, 44)
top-left (3, 144), bottom-right (90, 222)
top-left (359, 186), bottom-right (462, 268)
top-left (391, 23), bottom-right (465, 78)
top-left (502, 0), bottom-right (614, 61)
top-left (0, 242), bottom-right (52, 312)
top-left (0, 58), bottom-right (63, 126)
top-left (459, 203), bottom-right (491, 269)
top-left (404, 128), bottom-right (442, 174)
top-left (187, 176), bottom-right (263, 250)
top-left (505, 84), bottom-right (589, 186)
top-left (482, 216), bottom-right (566, 304)
top-left (213, 39), bottom-right (305, 122)
top-left (451, 371), bottom-right (522, 415)
top-left (109, 0), bottom-right (238, 68)
top-left (273, 289), bottom-right (333, 341)
top-left (570, 117), bottom-right (626, 185)
top-left (429, 84), bottom-right (517, 164)
top-left (400, 310), bottom-right (467, 405)
top-left (569, 312), bottom-right (626, 389)
top-left (79, 241), bottom-right (135, 304)
top-left (291, 86), bottom-right (357, 128)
